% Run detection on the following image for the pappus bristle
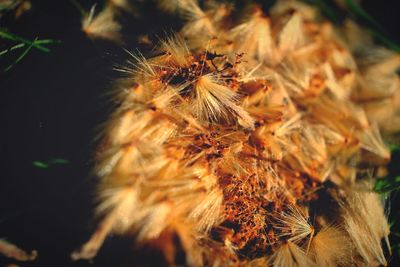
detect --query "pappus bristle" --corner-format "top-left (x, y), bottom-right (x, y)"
top-left (360, 123), bottom-right (390, 161)
top-left (82, 5), bottom-right (122, 42)
top-left (122, 51), bottom-right (156, 82)
top-left (231, 7), bottom-right (274, 63)
top-left (275, 205), bottom-right (314, 250)
top-left (363, 91), bottom-right (400, 132)
top-left (270, 0), bottom-right (318, 21)
top-left (270, 241), bottom-right (313, 267)
top-left (158, 35), bottom-right (192, 66)
top-left (188, 187), bottom-right (223, 232)
top-left (193, 74), bottom-right (253, 128)
top-left (323, 62), bottom-right (355, 100)
top-left (273, 112), bottom-right (302, 138)
top-left (277, 12), bottom-right (305, 59)
top-left (179, 0), bottom-right (216, 37)
top-left (108, 0), bottom-right (134, 13)
top-left (309, 226), bottom-right (351, 267)
top-left (337, 190), bottom-right (389, 266)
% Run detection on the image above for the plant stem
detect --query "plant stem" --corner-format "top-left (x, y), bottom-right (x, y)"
top-left (4, 37), bottom-right (36, 71)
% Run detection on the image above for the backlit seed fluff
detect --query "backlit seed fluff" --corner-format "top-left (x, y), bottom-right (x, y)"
top-left (72, 0), bottom-right (398, 266)
top-left (82, 5), bottom-right (122, 42)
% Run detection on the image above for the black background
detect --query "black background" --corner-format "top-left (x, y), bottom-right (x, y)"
top-left (0, 0), bottom-right (399, 266)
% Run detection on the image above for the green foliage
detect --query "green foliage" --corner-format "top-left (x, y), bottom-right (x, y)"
top-left (375, 143), bottom-right (400, 194)
top-left (344, 0), bottom-right (400, 52)
top-left (374, 176), bottom-right (400, 194)
top-left (302, 0), bottom-right (400, 52)
top-left (0, 28), bottom-right (57, 52)
top-left (32, 158), bottom-right (70, 169)
top-left (0, 28), bottom-right (60, 71)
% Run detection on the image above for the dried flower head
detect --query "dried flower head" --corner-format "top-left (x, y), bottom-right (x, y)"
top-left (0, 239), bottom-right (37, 262)
top-left (73, 0), bottom-right (398, 266)
top-left (82, 5), bottom-right (122, 42)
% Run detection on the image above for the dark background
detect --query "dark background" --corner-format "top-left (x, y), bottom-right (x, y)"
top-left (0, 0), bottom-right (399, 266)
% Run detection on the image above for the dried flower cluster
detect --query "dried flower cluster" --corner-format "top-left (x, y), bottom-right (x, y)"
top-left (73, 0), bottom-right (400, 266)
top-left (0, 239), bottom-right (37, 262)
top-left (0, 0), bottom-right (31, 18)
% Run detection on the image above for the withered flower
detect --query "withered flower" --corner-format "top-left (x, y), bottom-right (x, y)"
top-left (72, 0), bottom-right (399, 266)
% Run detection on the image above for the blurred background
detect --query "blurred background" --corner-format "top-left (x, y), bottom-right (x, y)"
top-left (0, 0), bottom-right (399, 266)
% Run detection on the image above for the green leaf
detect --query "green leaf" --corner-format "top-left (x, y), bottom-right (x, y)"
top-left (374, 176), bottom-right (400, 194)
top-left (32, 161), bottom-right (49, 169)
top-left (49, 158), bottom-right (70, 165)
top-left (345, 0), bottom-right (381, 29)
top-left (0, 29), bottom-right (61, 72)
top-left (370, 29), bottom-right (400, 53)
top-left (4, 37), bottom-right (36, 72)
top-left (32, 158), bottom-right (70, 169)
top-left (0, 28), bottom-right (61, 53)
top-left (0, 43), bottom-right (25, 56)
top-left (388, 143), bottom-right (400, 153)
top-left (345, 0), bottom-right (400, 52)
top-left (0, 28), bottom-right (49, 52)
